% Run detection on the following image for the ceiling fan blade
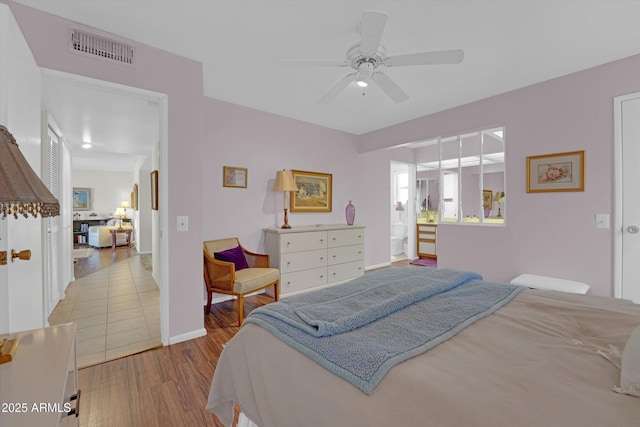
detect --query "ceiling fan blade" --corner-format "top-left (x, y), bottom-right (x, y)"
top-left (384, 49), bottom-right (464, 67)
top-left (318, 73), bottom-right (356, 104)
top-left (281, 59), bottom-right (349, 67)
top-left (372, 72), bottom-right (409, 103)
top-left (359, 10), bottom-right (388, 57)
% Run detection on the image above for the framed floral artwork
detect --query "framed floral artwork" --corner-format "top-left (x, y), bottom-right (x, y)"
top-left (526, 151), bottom-right (584, 193)
top-left (289, 170), bottom-right (332, 212)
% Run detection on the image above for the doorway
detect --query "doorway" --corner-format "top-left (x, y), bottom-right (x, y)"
top-left (390, 161), bottom-right (416, 262)
top-left (41, 70), bottom-right (167, 352)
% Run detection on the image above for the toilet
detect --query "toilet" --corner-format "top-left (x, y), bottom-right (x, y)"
top-left (390, 223), bottom-right (407, 256)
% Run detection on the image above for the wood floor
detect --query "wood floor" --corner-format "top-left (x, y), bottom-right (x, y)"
top-left (78, 260), bottom-right (416, 426)
top-left (74, 245), bottom-right (140, 279)
top-left (78, 294), bottom-right (267, 426)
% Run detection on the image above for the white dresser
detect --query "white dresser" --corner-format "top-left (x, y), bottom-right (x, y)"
top-left (0, 323), bottom-right (79, 426)
top-left (265, 225), bottom-right (365, 297)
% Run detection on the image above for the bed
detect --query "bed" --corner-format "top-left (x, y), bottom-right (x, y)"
top-left (206, 268), bottom-right (640, 427)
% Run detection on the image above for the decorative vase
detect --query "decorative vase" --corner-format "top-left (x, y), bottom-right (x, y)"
top-left (345, 200), bottom-right (355, 225)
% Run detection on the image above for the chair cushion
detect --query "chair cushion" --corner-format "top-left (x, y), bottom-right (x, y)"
top-left (214, 245), bottom-right (249, 271)
top-left (234, 268), bottom-right (279, 294)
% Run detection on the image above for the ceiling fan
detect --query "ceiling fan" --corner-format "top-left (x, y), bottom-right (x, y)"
top-left (285, 10), bottom-right (464, 104)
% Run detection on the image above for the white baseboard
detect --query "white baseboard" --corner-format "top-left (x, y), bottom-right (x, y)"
top-left (168, 328), bottom-right (206, 345)
top-left (366, 262), bottom-right (391, 271)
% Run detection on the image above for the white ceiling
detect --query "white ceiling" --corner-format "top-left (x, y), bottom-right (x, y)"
top-left (14, 1), bottom-right (640, 170)
top-left (42, 70), bottom-right (161, 172)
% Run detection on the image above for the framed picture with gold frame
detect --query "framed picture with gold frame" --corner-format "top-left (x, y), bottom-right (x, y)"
top-left (223, 166), bottom-right (248, 188)
top-left (151, 170), bottom-right (158, 210)
top-left (132, 183), bottom-right (139, 210)
top-left (482, 190), bottom-right (493, 209)
top-left (289, 170), bottom-right (332, 213)
top-left (526, 150), bottom-right (584, 193)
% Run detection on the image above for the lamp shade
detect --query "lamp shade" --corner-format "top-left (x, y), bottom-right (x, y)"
top-left (0, 125), bottom-right (60, 218)
top-left (120, 200), bottom-right (131, 208)
top-left (273, 170), bottom-right (297, 192)
top-left (114, 207), bottom-right (126, 217)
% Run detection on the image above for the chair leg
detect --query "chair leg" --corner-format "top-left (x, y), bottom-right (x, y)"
top-left (274, 281), bottom-right (279, 301)
top-left (205, 289), bottom-right (213, 314)
top-left (237, 294), bottom-right (244, 326)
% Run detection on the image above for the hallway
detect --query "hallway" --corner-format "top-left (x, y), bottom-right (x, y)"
top-left (49, 249), bottom-right (160, 368)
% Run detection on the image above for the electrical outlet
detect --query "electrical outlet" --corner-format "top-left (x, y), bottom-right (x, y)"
top-left (177, 216), bottom-right (189, 232)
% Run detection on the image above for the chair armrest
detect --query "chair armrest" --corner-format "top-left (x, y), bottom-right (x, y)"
top-left (242, 249), bottom-right (270, 268)
top-left (203, 250), bottom-right (235, 291)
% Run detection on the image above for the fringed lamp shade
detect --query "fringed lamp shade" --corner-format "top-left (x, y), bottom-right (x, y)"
top-left (0, 125), bottom-right (60, 219)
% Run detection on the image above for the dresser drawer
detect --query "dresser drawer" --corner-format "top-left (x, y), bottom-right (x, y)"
top-left (328, 261), bottom-right (365, 283)
top-left (280, 231), bottom-right (328, 253)
top-left (419, 241), bottom-right (436, 255)
top-left (328, 228), bottom-right (364, 247)
top-left (328, 245), bottom-right (364, 265)
top-left (281, 249), bottom-right (327, 273)
top-left (418, 224), bottom-right (437, 233)
top-left (280, 267), bottom-right (328, 294)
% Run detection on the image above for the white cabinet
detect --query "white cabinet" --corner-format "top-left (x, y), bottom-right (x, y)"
top-left (265, 225), bottom-right (365, 297)
top-left (0, 323), bottom-right (79, 426)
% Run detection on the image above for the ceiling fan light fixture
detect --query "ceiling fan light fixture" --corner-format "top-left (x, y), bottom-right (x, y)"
top-left (355, 61), bottom-right (374, 87)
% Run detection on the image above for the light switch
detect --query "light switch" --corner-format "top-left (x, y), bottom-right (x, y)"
top-left (595, 213), bottom-right (609, 230)
top-left (177, 216), bottom-right (189, 232)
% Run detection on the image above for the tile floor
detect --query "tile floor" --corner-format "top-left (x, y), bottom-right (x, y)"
top-left (49, 255), bottom-right (161, 368)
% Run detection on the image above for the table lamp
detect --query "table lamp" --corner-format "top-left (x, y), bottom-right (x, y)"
top-left (273, 170), bottom-right (297, 229)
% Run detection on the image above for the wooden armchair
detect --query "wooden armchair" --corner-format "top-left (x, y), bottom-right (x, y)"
top-left (203, 238), bottom-right (279, 326)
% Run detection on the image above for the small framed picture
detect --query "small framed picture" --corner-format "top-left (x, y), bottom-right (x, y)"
top-left (527, 151), bottom-right (584, 193)
top-left (482, 190), bottom-right (493, 209)
top-left (223, 166), bottom-right (248, 188)
top-left (73, 188), bottom-right (91, 210)
top-left (151, 170), bottom-right (158, 210)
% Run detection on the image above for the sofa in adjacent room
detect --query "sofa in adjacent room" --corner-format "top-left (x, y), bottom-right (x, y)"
top-left (88, 220), bottom-right (133, 248)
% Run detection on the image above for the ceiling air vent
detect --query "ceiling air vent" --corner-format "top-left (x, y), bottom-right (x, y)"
top-left (69, 27), bottom-right (135, 65)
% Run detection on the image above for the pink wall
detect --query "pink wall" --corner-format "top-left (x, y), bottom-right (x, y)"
top-left (203, 98), bottom-right (361, 252)
top-left (360, 54), bottom-right (640, 296)
top-left (8, 1), bottom-right (205, 340)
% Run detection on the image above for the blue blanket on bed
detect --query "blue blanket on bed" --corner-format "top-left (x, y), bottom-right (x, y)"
top-left (245, 268), bottom-right (524, 394)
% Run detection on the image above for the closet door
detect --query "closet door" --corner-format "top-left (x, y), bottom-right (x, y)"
top-left (617, 94), bottom-right (640, 303)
